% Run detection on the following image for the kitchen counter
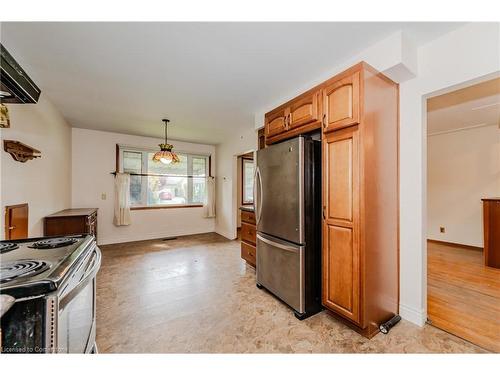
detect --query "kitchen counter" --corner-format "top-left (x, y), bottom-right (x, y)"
top-left (240, 205), bottom-right (255, 212)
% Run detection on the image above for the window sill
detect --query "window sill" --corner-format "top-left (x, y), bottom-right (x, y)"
top-left (131, 204), bottom-right (204, 211)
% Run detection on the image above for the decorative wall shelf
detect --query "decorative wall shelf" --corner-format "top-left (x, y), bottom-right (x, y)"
top-left (3, 140), bottom-right (41, 162)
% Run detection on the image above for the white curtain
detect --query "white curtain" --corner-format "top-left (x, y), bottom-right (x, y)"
top-left (204, 176), bottom-right (216, 218)
top-left (113, 173), bottom-right (131, 226)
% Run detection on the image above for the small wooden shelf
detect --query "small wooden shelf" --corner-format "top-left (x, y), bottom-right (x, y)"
top-left (3, 140), bottom-right (41, 162)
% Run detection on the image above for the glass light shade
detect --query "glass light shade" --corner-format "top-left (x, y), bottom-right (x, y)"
top-left (152, 144), bottom-right (180, 164)
top-left (160, 155), bottom-right (172, 164)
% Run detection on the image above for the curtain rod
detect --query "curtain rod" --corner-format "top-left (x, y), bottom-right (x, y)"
top-left (110, 171), bottom-right (213, 178)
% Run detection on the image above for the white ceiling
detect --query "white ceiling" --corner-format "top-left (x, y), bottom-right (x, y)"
top-left (1, 22), bottom-right (465, 144)
top-left (427, 77), bottom-right (500, 135)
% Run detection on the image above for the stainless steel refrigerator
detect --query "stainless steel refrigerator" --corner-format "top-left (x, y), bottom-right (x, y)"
top-left (255, 135), bottom-right (322, 320)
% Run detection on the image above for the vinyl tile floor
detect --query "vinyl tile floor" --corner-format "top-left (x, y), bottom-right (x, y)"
top-left (96, 233), bottom-right (486, 353)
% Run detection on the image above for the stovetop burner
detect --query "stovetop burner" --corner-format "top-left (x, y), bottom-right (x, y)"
top-left (30, 237), bottom-right (78, 249)
top-left (0, 242), bottom-right (19, 254)
top-left (0, 260), bottom-right (51, 284)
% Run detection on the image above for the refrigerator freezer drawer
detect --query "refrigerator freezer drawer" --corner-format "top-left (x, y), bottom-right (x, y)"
top-left (256, 232), bottom-right (305, 313)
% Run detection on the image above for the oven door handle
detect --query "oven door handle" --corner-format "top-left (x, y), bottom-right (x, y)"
top-left (59, 248), bottom-right (101, 310)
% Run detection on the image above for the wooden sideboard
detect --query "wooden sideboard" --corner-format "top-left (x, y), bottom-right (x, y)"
top-left (44, 208), bottom-right (98, 240)
top-left (240, 207), bottom-right (256, 267)
top-left (264, 61), bottom-right (399, 338)
top-left (482, 198), bottom-right (500, 268)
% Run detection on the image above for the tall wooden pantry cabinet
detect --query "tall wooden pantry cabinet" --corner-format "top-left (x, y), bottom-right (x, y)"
top-left (321, 63), bottom-right (399, 337)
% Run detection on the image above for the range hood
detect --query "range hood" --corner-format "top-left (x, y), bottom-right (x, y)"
top-left (0, 44), bottom-right (41, 104)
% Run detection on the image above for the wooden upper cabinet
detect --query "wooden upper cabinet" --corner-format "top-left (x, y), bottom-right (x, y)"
top-left (322, 126), bottom-right (361, 325)
top-left (288, 91), bottom-right (320, 130)
top-left (265, 108), bottom-right (288, 138)
top-left (323, 71), bottom-right (360, 132)
top-left (265, 91), bottom-right (322, 143)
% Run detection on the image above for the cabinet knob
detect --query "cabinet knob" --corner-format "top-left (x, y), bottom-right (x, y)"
top-left (322, 114), bottom-right (326, 129)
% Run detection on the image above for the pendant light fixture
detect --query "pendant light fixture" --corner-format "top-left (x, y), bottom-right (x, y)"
top-left (152, 119), bottom-right (180, 164)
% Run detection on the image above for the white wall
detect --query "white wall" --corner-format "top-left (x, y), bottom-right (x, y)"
top-left (0, 94), bottom-right (72, 238)
top-left (399, 22), bottom-right (500, 325)
top-left (215, 126), bottom-right (256, 239)
top-left (71, 128), bottom-right (216, 245)
top-left (427, 125), bottom-right (500, 247)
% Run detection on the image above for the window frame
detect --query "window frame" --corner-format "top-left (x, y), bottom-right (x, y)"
top-left (116, 144), bottom-right (211, 210)
top-left (241, 156), bottom-right (255, 206)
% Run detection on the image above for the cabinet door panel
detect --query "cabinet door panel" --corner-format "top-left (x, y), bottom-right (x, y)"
top-left (288, 92), bottom-right (319, 129)
top-left (323, 71), bottom-right (360, 132)
top-left (265, 108), bottom-right (288, 138)
top-left (325, 225), bottom-right (358, 315)
top-left (328, 137), bottom-right (353, 221)
top-left (322, 127), bottom-right (361, 325)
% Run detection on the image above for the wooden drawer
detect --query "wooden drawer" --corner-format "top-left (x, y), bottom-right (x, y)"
top-left (241, 241), bottom-right (256, 267)
top-left (241, 222), bottom-right (256, 245)
top-left (241, 209), bottom-right (256, 224)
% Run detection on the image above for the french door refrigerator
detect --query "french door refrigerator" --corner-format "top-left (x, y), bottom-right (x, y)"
top-left (255, 135), bottom-right (322, 319)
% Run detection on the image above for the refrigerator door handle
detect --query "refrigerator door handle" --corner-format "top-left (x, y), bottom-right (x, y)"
top-left (256, 233), bottom-right (299, 253)
top-left (256, 167), bottom-right (263, 225)
top-left (253, 166), bottom-right (258, 215)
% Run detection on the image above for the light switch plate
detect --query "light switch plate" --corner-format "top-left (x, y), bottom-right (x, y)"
top-left (101, 193), bottom-right (107, 200)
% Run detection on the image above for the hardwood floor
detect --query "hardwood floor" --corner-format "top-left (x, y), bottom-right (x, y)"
top-left (95, 233), bottom-right (486, 353)
top-left (427, 240), bottom-right (500, 352)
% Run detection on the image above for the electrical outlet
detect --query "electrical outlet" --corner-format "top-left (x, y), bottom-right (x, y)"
top-left (440, 227), bottom-right (445, 233)
top-left (101, 193), bottom-right (107, 200)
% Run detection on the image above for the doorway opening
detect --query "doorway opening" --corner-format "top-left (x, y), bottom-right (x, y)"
top-left (5, 203), bottom-right (28, 240)
top-left (426, 77), bottom-right (500, 352)
top-left (236, 151), bottom-right (255, 240)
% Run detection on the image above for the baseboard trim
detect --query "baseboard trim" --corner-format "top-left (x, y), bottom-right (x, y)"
top-left (215, 229), bottom-right (236, 240)
top-left (399, 303), bottom-right (426, 327)
top-left (99, 229), bottom-right (215, 246)
top-left (427, 239), bottom-right (483, 251)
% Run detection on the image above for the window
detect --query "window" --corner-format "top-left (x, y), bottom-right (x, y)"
top-left (242, 157), bottom-right (255, 205)
top-left (118, 145), bottom-right (210, 208)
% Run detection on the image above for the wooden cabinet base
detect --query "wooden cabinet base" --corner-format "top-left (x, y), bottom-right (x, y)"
top-left (44, 208), bottom-right (98, 240)
top-left (240, 208), bottom-right (257, 267)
